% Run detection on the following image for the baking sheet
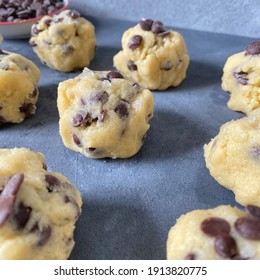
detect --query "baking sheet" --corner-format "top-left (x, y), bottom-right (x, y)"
top-left (0, 15), bottom-right (254, 259)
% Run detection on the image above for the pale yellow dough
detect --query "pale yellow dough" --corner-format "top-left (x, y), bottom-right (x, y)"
top-left (30, 9), bottom-right (96, 72)
top-left (57, 68), bottom-right (154, 159)
top-left (113, 20), bottom-right (189, 90)
top-left (167, 205), bottom-right (260, 260)
top-left (204, 109), bottom-right (260, 206)
top-left (0, 148), bottom-right (82, 260)
top-left (0, 50), bottom-right (40, 124)
top-left (222, 47), bottom-right (260, 114)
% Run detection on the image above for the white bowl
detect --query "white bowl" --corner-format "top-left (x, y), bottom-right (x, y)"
top-left (0, 0), bottom-right (70, 39)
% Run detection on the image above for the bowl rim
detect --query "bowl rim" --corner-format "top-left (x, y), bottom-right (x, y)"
top-left (0, 0), bottom-right (70, 26)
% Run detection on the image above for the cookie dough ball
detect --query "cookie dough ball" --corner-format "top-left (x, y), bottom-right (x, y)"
top-left (0, 50), bottom-right (40, 124)
top-left (57, 68), bottom-right (154, 159)
top-left (29, 9), bottom-right (96, 72)
top-left (204, 109), bottom-right (260, 206)
top-left (222, 41), bottom-right (260, 114)
top-left (0, 148), bottom-right (82, 260)
top-left (167, 205), bottom-right (260, 260)
top-left (113, 19), bottom-right (189, 90)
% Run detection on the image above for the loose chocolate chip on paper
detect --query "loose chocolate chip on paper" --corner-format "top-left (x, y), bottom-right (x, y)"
top-left (127, 60), bottom-right (138, 71)
top-left (245, 41), bottom-right (260, 56)
top-left (201, 217), bottom-right (230, 237)
top-left (0, 174), bottom-right (24, 227)
top-left (128, 35), bottom-right (143, 50)
top-left (139, 19), bottom-right (154, 31)
top-left (235, 217), bottom-right (260, 240)
top-left (214, 234), bottom-right (237, 258)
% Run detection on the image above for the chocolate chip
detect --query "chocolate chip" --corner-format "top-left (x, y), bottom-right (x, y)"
top-left (245, 41), bottom-right (260, 56)
top-left (53, 16), bottom-right (63, 23)
top-left (31, 223), bottom-right (52, 246)
top-left (29, 40), bottom-right (37, 47)
top-left (246, 205), bottom-right (260, 219)
top-left (0, 174), bottom-right (24, 227)
top-left (13, 203), bottom-right (32, 229)
top-left (44, 19), bottom-right (52, 26)
top-left (64, 195), bottom-right (81, 218)
top-left (68, 9), bottom-right (80, 19)
top-left (72, 112), bottom-right (87, 127)
top-left (99, 77), bottom-right (111, 82)
top-left (106, 71), bottom-right (124, 79)
top-left (62, 44), bottom-right (74, 55)
top-left (151, 21), bottom-right (165, 34)
top-left (201, 217), bottom-right (230, 237)
top-left (31, 25), bottom-right (40, 36)
top-left (99, 110), bottom-right (107, 123)
top-left (115, 102), bottom-right (129, 119)
top-left (231, 255), bottom-right (248, 260)
top-left (19, 103), bottom-right (36, 117)
top-left (215, 234), bottom-right (237, 258)
top-left (29, 87), bottom-right (38, 98)
top-left (139, 19), bottom-right (154, 31)
top-left (128, 35), bottom-right (143, 50)
top-left (45, 174), bottom-right (60, 192)
top-left (91, 91), bottom-right (109, 104)
top-left (185, 253), bottom-right (196, 260)
top-left (235, 217), bottom-right (260, 240)
top-left (158, 31), bottom-right (171, 37)
top-left (127, 60), bottom-right (138, 71)
top-left (161, 61), bottom-right (173, 71)
top-left (73, 134), bottom-right (82, 147)
top-left (0, 49), bottom-right (8, 55)
top-left (133, 83), bottom-right (141, 92)
top-left (250, 146), bottom-right (260, 160)
top-left (38, 225), bottom-right (51, 246)
top-left (233, 70), bottom-right (248, 85)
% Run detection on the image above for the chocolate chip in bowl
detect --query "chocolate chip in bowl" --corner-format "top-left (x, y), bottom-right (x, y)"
top-left (0, 0), bottom-right (69, 39)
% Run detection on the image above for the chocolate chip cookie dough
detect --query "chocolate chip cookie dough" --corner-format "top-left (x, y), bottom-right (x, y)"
top-left (0, 49), bottom-right (40, 124)
top-left (29, 9), bottom-right (96, 72)
top-left (222, 41), bottom-right (260, 114)
top-left (0, 148), bottom-right (82, 260)
top-left (113, 19), bottom-right (189, 90)
top-left (204, 109), bottom-right (260, 206)
top-left (57, 68), bottom-right (154, 159)
top-left (167, 205), bottom-right (260, 260)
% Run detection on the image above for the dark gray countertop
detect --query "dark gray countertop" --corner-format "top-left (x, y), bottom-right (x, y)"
top-left (0, 15), bottom-right (253, 259)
